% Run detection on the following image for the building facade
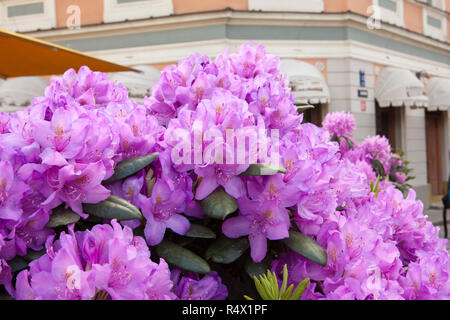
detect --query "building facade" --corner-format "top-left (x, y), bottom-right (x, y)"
top-left (1, 0), bottom-right (450, 208)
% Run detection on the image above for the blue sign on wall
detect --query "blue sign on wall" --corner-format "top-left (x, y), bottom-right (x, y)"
top-left (359, 70), bottom-right (366, 87)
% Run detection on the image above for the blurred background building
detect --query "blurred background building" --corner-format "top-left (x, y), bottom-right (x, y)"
top-left (0, 0), bottom-right (449, 208)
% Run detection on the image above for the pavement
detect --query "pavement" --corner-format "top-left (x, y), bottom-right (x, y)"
top-left (424, 201), bottom-right (450, 251)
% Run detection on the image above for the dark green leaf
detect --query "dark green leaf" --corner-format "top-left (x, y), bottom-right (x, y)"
top-left (8, 257), bottom-right (28, 273)
top-left (104, 152), bottom-right (158, 183)
top-left (371, 159), bottom-right (386, 177)
top-left (205, 236), bottom-right (249, 264)
top-left (106, 195), bottom-right (142, 216)
top-left (344, 137), bottom-right (354, 150)
top-left (155, 240), bottom-right (210, 274)
top-left (24, 250), bottom-right (46, 262)
top-left (46, 207), bottom-right (80, 228)
top-left (200, 188), bottom-right (238, 220)
top-left (240, 164), bottom-right (286, 176)
top-left (83, 196), bottom-right (142, 221)
top-left (282, 231), bottom-right (327, 267)
top-left (244, 255), bottom-right (271, 279)
top-left (185, 224), bottom-right (216, 239)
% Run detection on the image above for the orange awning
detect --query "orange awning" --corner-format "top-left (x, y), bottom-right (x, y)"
top-left (0, 28), bottom-right (136, 78)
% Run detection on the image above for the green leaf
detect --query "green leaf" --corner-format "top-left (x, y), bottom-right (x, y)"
top-left (8, 257), bottom-right (28, 273)
top-left (290, 278), bottom-right (309, 300)
top-left (106, 195), bottom-right (142, 216)
top-left (244, 255), bottom-right (271, 279)
top-left (104, 152), bottom-right (158, 183)
top-left (24, 250), bottom-right (46, 262)
top-left (282, 231), bottom-right (327, 267)
top-left (185, 224), bottom-right (216, 239)
top-left (200, 188), bottom-right (238, 220)
top-left (330, 134), bottom-right (339, 143)
top-left (46, 206), bottom-right (80, 228)
top-left (281, 284), bottom-right (294, 300)
top-left (245, 264), bottom-right (310, 300)
top-left (279, 265), bottom-right (288, 298)
top-left (254, 277), bottom-right (269, 300)
top-left (205, 236), bottom-right (249, 264)
top-left (155, 240), bottom-right (210, 274)
top-left (240, 164), bottom-right (286, 176)
top-left (344, 137), bottom-right (354, 150)
top-left (83, 196), bottom-right (143, 221)
top-left (371, 159), bottom-right (386, 177)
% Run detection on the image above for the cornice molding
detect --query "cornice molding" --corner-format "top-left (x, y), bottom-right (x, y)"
top-left (87, 38), bottom-right (450, 78)
top-left (24, 10), bottom-right (450, 53)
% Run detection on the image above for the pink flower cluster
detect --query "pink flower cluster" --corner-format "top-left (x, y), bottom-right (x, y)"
top-left (15, 220), bottom-right (176, 300)
top-left (0, 43), bottom-right (447, 300)
top-left (273, 183), bottom-right (449, 299)
top-left (322, 111), bottom-right (356, 138)
top-left (322, 113), bottom-right (410, 185)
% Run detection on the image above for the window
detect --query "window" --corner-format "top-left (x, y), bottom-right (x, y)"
top-left (379, 0), bottom-right (397, 12)
top-left (249, 0), bottom-right (324, 13)
top-left (7, 2), bottom-right (44, 17)
top-left (424, 0), bottom-right (445, 11)
top-left (423, 8), bottom-right (447, 41)
top-left (373, 0), bottom-right (404, 27)
top-left (103, 0), bottom-right (173, 23)
top-left (0, 0), bottom-right (56, 32)
top-left (427, 15), bottom-right (442, 28)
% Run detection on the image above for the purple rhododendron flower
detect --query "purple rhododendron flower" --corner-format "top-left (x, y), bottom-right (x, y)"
top-left (322, 111), bottom-right (356, 138)
top-left (223, 196), bottom-right (290, 262)
top-left (171, 268), bottom-right (228, 300)
top-left (140, 179), bottom-right (190, 246)
top-left (0, 45), bottom-right (448, 301)
top-left (15, 220), bottom-right (177, 300)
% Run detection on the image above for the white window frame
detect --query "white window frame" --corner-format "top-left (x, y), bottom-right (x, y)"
top-left (424, 0), bottom-right (446, 11)
top-left (0, 0), bottom-right (56, 32)
top-left (372, 0), bottom-right (404, 27)
top-left (423, 8), bottom-right (447, 41)
top-left (249, 0), bottom-right (324, 13)
top-left (103, 0), bottom-right (173, 23)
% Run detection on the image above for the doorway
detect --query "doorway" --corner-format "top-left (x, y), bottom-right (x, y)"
top-left (425, 111), bottom-right (444, 196)
top-left (300, 104), bottom-right (327, 126)
top-left (375, 104), bottom-right (403, 151)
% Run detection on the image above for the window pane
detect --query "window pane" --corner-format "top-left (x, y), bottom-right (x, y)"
top-left (427, 15), bottom-right (442, 29)
top-left (7, 2), bottom-right (44, 18)
top-left (379, 0), bottom-right (397, 12)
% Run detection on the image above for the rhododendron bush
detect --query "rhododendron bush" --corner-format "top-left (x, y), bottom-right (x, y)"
top-left (0, 43), bottom-right (448, 300)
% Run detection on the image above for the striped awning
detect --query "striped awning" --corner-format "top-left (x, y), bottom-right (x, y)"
top-left (426, 77), bottom-right (450, 111)
top-left (375, 67), bottom-right (428, 108)
top-left (280, 59), bottom-right (330, 106)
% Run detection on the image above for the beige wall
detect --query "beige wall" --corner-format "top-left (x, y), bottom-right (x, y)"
top-left (55, 0), bottom-right (103, 28)
top-left (173, 0), bottom-right (248, 15)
